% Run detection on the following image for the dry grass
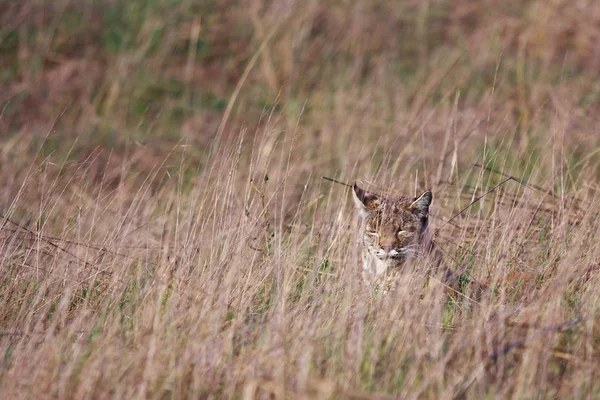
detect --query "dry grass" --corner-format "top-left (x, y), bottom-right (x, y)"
top-left (1, 1), bottom-right (600, 399)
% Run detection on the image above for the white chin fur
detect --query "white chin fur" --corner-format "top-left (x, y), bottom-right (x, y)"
top-left (373, 258), bottom-right (390, 277)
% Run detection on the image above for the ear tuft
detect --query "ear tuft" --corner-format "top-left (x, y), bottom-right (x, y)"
top-left (352, 183), bottom-right (380, 216)
top-left (410, 190), bottom-right (432, 218)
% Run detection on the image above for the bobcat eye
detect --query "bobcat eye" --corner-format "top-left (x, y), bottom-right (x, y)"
top-left (397, 230), bottom-right (409, 237)
top-left (366, 230), bottom-right (378, 236)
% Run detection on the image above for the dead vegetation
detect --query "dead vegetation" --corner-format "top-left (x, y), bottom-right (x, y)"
top-left (1, 0), bottom-right (600, 398)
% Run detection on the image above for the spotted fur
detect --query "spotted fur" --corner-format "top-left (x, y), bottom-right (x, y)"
top-left (352, 183), bottom-right (435, 286)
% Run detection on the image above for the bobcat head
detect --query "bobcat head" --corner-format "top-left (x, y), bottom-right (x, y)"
top-left (352, 183), bottom-right (432, 282)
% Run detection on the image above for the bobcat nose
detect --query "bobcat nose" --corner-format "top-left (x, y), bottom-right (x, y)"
top-left (376, 246), bottom-right (392, 260)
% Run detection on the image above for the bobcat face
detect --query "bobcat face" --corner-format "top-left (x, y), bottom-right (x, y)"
top-left (352, 183), bottom-right (432, 283)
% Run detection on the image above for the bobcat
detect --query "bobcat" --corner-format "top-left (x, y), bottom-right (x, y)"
top-left (352, 183), bottom-right (441, 286)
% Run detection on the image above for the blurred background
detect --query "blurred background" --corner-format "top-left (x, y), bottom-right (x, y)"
top-left (2, 3), bottom-right (600, 398)
top-left (2, 0), bottom-right (599, 185)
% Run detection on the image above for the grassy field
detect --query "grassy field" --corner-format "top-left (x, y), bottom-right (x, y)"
top-left (1, 1), bottom-right (600, 398)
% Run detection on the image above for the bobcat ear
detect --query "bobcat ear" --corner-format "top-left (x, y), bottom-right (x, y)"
top-left (352, 183), bottom-right (380, 216)
top-left (410, 190), bottom-right (432, 218)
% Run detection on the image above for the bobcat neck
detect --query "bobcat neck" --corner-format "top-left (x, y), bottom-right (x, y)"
top-left (361, 245), bottom-right (396, 284)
